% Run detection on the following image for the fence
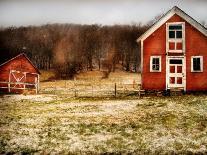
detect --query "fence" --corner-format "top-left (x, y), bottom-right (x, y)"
top-left (0, 81), bottom-right (39, 94)
top-left (40, 80), bottom-right (142, 98)
top-left (0, 70), bottom-right (40, 94)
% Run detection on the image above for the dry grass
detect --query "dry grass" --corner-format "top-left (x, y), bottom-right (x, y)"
top-left (39, 70), bottom-right (56, 82)
top-left (75, 70), bottom-right (140, 83)
top-left (0, 94), bottom-right (207, 154)
top-left (40, 70), bottom-right (141, 97)
top-left (1, 71), bottom-right (207, 154)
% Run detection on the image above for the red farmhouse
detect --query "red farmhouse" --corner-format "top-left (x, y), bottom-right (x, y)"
top-left (137, 6), bottom-right (207, 92)
top-left (0, 53), bottom-right (40, 94)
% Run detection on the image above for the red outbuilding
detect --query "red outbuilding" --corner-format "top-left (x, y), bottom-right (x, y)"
top-left (0, 53), bottom-right (40, 94)
top-left (137, 6), bottom-right (207, 92)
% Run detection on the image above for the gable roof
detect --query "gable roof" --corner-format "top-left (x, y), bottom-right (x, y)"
top-left (0, 53), bottom-right (40, 74)
top-left (137, 6), bottom-right (207, 42)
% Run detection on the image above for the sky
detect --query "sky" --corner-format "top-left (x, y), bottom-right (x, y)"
top-left (0, 0), bottom-right (206, 27)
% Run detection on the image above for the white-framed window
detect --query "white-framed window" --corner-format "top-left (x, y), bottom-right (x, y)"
top-left (191, 56), bottom-right (203, 72)
top-left (167, 22), bottom-right (185, 53)
top-left (150, 56), bottom-right (161, 72)
top-left (168, 24), bottom-right (183, 39)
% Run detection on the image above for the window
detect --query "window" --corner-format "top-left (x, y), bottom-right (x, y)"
top-left (150, 56), bottom-right (161, 72)
top-left (191, 56), bottom-right (203, 72)
top-left (169, 25), bottom-right (182, 39)
top-left (167, 23), bottom-right (184, 53)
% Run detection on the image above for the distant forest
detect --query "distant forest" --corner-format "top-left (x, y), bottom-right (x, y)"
top-left (0, 23), bottom-right (149, 78)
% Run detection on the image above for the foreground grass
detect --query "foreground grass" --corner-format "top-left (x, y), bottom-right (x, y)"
top-left (0, 94), bottom-right (207, 154)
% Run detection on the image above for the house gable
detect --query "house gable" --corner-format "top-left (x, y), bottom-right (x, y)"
top-left (0, 53), bottom-right (40, 74)
top-left (137, 6), bottom-right (207, 42)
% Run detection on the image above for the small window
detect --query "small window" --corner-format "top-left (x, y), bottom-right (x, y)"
top-left (150, 56), bottom-right (161, 72)
top-left (169, 25), bottom-right (182, 30)
top-left (191, 56), bottom-right (203, 72)
top-left (168, 24), bottom-right (183, 39)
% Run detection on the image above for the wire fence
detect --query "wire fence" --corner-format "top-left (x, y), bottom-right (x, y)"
top-left (40, 81), bottom-right (142, 98)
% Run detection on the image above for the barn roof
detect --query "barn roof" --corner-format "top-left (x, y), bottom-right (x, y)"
top-left (0, 53), bottom-right (41, 74)
top-left (137, 6), bottom-right (207, 42)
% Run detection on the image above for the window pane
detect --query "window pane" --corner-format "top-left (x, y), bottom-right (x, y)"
top-left (170, 66), bottom-right (175, 73)
top-left (169, 42), bottom-right (175, 50)
top-left (169, 25), bottom-right (182, 30)
top-left (176, 42), bottom-right (183, 50)
top-left (152, 58), bottom-right (160, 71)
top-left (177, 77), bottom-right (182, 84)
top-left (193, 58), bottom-right (201, 71)
top-left (169, 31), bottom-right (175, 38)
top-left (177, 66), bottom-right (182, 73)
top-left (152, 64), bottom-right (159, 71)
top-left (153, 58), bottom-right (159, 65)
top-left (156, 58), bottom-right (159, 65)
top-left (155, 64), bottom-right (159, 70)
top-left (170, 77), bottom-right (175, 84)
top-left (152, 58), bottom-right (156, 64)
top-left (170, 59), bottom-right (182, 64)
top-left (176, 31), bottom-right (182, 38)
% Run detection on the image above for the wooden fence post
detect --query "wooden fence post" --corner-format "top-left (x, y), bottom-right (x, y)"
top-left (8, 70), bottom-right (11, 92)
top-left (74, 83), bottom-right (77, 97)
top-left (115, 83), bottom-right (117, 97)
top-left (138, 84), bottom-right (141, 98)
top-left (92, 85), bottom-right (93, 97)
top-left (133, 79), bottom-right (135, 88)
top-left (37, 74), bottom-right (40, 93)
top-left (35, 77), bottom-right (38, 94)
top-left (55, 80), bottom-right (57, 94)
top-left (24, 72), bottom-right (26, 90)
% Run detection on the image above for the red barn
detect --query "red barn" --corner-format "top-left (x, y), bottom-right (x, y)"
top-left (0, 53), bottom-right (40, 94)
top-left (137, 6), bottom-right (207, 92)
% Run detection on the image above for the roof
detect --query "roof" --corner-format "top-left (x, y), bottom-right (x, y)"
top-left (0, 53), bottom-right (41, 74)
top-left (137, 6), bottom-right (207, 42)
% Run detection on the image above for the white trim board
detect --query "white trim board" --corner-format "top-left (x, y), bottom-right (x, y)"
top-left (137, 6), bottom-right (207, 42)
top-left (166, 22), bottom-right (185, 54)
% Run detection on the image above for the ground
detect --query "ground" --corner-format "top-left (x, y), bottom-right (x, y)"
top-left (1, 94), bottom-right (207, 154)
top-left (0, 71), bottom-right (207, 154)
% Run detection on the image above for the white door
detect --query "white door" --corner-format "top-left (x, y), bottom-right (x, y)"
top-left (167, 58), bottom-right (185, 89)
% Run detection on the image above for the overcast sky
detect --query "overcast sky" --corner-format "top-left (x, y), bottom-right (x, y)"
top-left (0, 0), bottom-right (206, 27)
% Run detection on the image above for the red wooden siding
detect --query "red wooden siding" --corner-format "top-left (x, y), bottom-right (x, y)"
top-left (142, 16), bottom-right (167, 90)
top-left (185, 22), bottom-right (207, 91)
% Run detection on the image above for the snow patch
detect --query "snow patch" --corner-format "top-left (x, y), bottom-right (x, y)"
top-left (1, 94), bottom-right (55, 102)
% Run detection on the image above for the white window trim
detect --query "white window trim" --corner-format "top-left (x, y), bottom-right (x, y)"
top-left (166, 22), bottom-right (185, 54)
top-left (191, 56), bottom-right (203, 72)
top-left (150, 56), bottom-right (161, 72)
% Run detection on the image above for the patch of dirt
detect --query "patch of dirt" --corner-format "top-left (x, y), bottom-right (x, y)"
top-left (1, 94), bottom-right (56, 102)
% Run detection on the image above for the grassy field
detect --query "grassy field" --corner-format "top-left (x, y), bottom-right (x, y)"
top-left (1, 94), bottom-right (207, 154)
top-left (40, 70), bottom-right (141, 97)
top-left (0, 71), bottom-right (207, 154)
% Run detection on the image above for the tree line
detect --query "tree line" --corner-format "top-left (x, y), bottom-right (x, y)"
top-left (0, 23), bottom-right (148, 78)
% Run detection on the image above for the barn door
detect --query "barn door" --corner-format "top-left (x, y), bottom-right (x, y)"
top-left (9, 70), bottom-right (26, 92)
top-left (167, 57), bottom-right (186, 90)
